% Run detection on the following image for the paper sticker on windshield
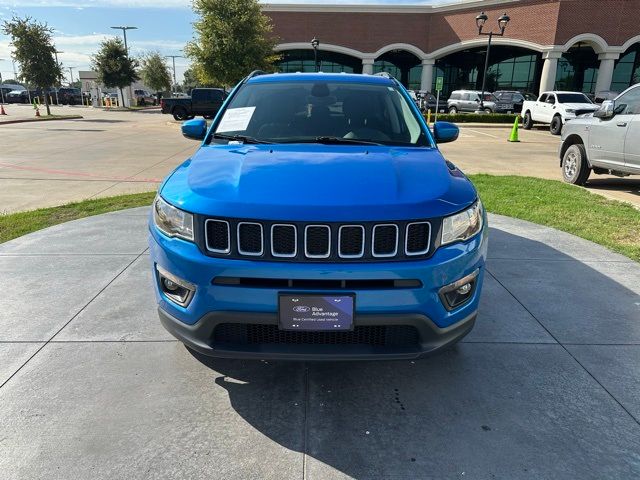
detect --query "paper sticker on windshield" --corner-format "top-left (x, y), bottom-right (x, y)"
top-left (216, 107), bottom-right (256, 133)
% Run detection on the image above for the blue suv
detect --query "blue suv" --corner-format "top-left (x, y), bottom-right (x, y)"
top-left (149, 71), bottom-right (488, 360)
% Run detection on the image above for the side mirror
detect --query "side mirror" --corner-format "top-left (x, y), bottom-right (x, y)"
top-left (593, 100), bottom-right (614, 119)
top-left (433, 121), bottom-right (459, 144)
top-left (181, 118), bottom-right (207, 141)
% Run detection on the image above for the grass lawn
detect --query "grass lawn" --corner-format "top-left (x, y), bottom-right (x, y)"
top-left (0, 176), bottom-right (638, 262)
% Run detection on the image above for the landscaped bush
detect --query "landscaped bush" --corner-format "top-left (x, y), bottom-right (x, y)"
top-left (424, 113), bottom-right (520, 124)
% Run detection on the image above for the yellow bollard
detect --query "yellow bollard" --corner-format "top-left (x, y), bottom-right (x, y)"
top-left (427, 109), bottom-right (432, 125)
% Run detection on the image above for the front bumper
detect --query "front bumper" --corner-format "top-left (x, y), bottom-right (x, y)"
top-left (149, 219), bottom-right (487, 360)
top-left (159, 307), bottom-right (476, 360)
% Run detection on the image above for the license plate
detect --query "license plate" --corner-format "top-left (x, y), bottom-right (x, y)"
top-left (278, 294), bottom-right (355, 331)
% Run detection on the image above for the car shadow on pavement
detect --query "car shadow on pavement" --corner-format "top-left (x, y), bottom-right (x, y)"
top-left (586, 177), bottom-right (640, 198)
top-left (185, 228), bottom-right (640, 479)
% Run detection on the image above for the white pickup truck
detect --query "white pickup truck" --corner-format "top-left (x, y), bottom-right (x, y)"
top-left (521, 91), bottom-right (600, 135)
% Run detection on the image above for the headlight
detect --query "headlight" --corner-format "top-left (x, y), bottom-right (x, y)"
top-left (153, 196), bottom-right (194, 241)
top-left (441, 201), bottom-right (483, 245)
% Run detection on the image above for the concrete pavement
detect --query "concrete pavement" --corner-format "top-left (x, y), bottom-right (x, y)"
top-left (1, 209), bottom-right (639, 479)
top-left (0, 105), bottom-right (197, 213)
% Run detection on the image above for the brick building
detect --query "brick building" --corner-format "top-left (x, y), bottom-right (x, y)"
top-left (262, 0), bottom-right (640, 96)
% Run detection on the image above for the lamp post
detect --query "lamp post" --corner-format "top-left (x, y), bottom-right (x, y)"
top-left (311, 37), bottom-right (320, 72)
top-left (68, 66), bottom-right (75, 85)
top-left (54, 50), bottom-right (63, 105)
top-left (111, 26), bottom-right (138, 107)
top-left (475, 11), bottom-right (510, 113)
top-left (165, 55), bottom-right (183, 94)
top-left (110, 26), bottom-right (138, 56)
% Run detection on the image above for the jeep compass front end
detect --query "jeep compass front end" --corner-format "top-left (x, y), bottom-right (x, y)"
top-left (149, 72), bottom-right (488, 360)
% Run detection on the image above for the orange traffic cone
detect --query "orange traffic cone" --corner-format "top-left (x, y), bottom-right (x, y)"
top-left (35, 106), bottom-right (41, 117)
top-left (0, 104), bottom-right (6, 115)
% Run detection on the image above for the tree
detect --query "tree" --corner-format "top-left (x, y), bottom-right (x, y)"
top-left (182, 67), bottom-right (199, 93)
top-left (139, 52), bottom-right (172, 96)
top-left (2, 17), bottom-right (63, 115)
top-left (92, 38), bottom-right (139, 107)
top-left (185, 0), bottom-right (280, 87)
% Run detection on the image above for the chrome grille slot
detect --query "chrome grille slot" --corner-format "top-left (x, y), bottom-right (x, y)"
top-left (338, 225), bottom-right (365, 258)
top-left (405, 222), bottom-right (431, 255)
top-left (305, 225), bottom-right (331, 258)
top-left (271, 224), bottom-right (297, 257)
top-left (205, 219), bottom-right (230, 254)
top-left (372, 224), bottom-right (398, 257)
top-left (237, 222), bottom-right (263, 256)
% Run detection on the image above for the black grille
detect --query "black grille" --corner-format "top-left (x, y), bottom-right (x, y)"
top-left (213, 323), bottom-right (420, 347)
top-left (373, 225), bottom-right (398, 256)
top-left (339, 226), bottom-right (364, 257)
top-left (238, 223), bottom-right (262, 255)
top-left (201, 217), bottom-right (436, 262)
top-left (306, 226), bottom-right (330, 257)
top-left (271, 225), bottom-right (296, 256)
top-left (205, 220), bottom-right (230, 252)
top-left (406, 222), bottom-right (430, 254)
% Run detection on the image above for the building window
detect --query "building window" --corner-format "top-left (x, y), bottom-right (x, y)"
top-left (611, 44), bottom-right (640, 93)
top-left (555, 44), bottom-right (599, 94)
top-left (277, 50), bottom-right (360, 74)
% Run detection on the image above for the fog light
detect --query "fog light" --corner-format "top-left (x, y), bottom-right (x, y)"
top-left (156, 265), bottom-right (195, 307)
top-left (439, 270), bottom-right (479, 311)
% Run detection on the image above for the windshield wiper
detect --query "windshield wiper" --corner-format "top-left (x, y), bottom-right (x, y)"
top-left (213, 133), bottom-right (271, 144)
top-left (279, 136), bottom-right (383, 146)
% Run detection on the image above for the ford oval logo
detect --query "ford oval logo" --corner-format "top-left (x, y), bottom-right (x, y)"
top-left (293, 306), bottom-right (310, 313)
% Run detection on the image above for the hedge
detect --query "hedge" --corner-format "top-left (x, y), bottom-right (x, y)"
top-left (424, 113), bottom-right (520, 124)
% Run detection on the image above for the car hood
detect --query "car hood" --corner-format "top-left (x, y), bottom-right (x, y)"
top-left (160, 144), bottom-right (477, 222)
top-left (563, 103), bottom-right (599, 110)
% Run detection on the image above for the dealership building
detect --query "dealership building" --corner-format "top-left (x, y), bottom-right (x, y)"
top-left (262, 0), bottom-right (640, 97)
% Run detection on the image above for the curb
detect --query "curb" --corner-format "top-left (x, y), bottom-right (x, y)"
top-left (0, 115), bottom-right (84, 126)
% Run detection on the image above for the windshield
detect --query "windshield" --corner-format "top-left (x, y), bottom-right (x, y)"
top-left (210, 80), bottom-right (430, 147)
top-left (557, 93), bottom-right (592, 104)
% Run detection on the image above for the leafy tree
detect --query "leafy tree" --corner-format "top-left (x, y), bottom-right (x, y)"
top-left (2, 17), bottom-right (63, 115)
top-left (92, 38), bottom-right (139, 107)
top-left (139, 51), bottom-right (172, 96)
top-left (185, 0), bottom-right (280, 87)
top-left (182, 67), bottom-right (199, 93)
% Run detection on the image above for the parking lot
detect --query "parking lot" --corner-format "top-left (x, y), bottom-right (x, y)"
top-left (1, 104), bottom-right (638, 213)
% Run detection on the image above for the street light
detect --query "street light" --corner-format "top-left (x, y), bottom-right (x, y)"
top-left (311, 37), bottom-right (320, 72)
top-left (475, 11), bottom-right (510, 113)
top-left (110, 26), bottom-right (138, 56)
top-left (68, 66), bottom-right (75, 85)
top-left (165, 55), bottom-right (184, 93)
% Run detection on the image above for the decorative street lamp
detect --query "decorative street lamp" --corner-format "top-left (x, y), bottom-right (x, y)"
top-left (475, 11), bottom-right (510, 113)
top-left (311, 37), bottom-right (320, 72)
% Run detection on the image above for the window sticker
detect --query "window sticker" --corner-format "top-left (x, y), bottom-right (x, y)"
top-left (216, 106), bottom-right (256, 132)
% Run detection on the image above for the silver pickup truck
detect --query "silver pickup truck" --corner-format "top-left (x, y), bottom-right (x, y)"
top-left (559, 84), bottom-right (640, 185)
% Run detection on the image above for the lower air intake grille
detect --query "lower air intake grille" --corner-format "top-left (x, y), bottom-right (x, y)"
top-left (213, 324), bottom-right (420, 347)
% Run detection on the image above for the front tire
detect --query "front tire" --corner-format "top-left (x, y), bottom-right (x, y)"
top-left (484, 108), bottom-right (493, 114)
top-left (550, 115), bottom-right (563, 135)
top-left (523, 111), bottom-right (533, 129)
top-left (562, 144), bottom-right (591, 185)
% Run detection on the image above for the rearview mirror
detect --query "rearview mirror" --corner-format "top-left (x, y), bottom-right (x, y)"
top-left (593, 100), bottom-right (614, 119)
top-left (181, 118), bottom-right (207, 141)
top-left (433, 121), bottom-right (459, 144)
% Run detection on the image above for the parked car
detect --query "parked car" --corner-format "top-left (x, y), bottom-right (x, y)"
top-left (149, 71), bottom-right (488, 360)
top-left (559, 84), bottom-right (640, 185)
top-left (418, 91), bottom-right (440, 113)
top-left (134, 89), bottom-right (156, 106)
top-left (160, 88), bottom-right (227, 121)
top-left (522, 91), bottom-right (599, 135)
top-left (56, 87), bottom-right (82, 105)
top-left (5, 90), bottom-right (28, 103)
top-left (493, 90), bottom-right (536, 113)
top-left (447, 90), bottom-right (511, 114)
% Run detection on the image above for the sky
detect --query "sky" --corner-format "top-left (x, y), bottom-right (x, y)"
top-left (0, 0), bottom-right (456, 84)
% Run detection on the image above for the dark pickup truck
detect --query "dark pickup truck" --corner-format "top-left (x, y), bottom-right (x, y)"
top-left (160, 88), bottom-right (227, 121)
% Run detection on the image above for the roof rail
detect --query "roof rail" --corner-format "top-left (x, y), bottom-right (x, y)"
top-left (244, 70), bottom-right (267, 82)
